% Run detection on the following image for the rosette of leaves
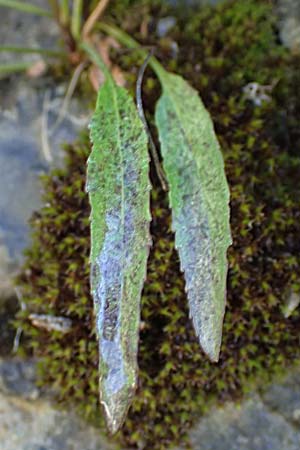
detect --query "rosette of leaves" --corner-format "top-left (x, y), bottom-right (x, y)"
top-left (85, 27), bottom-right (231, 431)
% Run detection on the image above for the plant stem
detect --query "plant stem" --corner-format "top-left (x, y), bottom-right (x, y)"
top-left (47, 0), bottom-right (59, 20)
top-left (81, 42), bottom-right (112, 81)
top-left (50, 61), bottom-right (87, 134)
top-left (0, 62), bottom-right (33, 77)
top-left (136, 52), bottom-right (167, 191)
top-left (60, 0), bottom-right (70, 25)
top-left (98, 23), bottom-right (168, 190)
top-left (71, 0), bottom-right (83, 40)
top-left (98, 22), bottom-right (166, 80)
top-left (82, 0), bottom-right (110, 39)
top-left (0, 0), bottom-right (52, 17)
top-left (0, 46), bottom-right (64, 57)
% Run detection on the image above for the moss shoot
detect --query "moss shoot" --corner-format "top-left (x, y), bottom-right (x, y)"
top-left (16, 0), bottom-right (300, 449)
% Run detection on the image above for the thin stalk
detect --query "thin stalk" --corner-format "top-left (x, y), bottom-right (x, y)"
top-left (71, 0), bottom-right (83, 40)
top-left (98, 22), bottom-right (166, 80)
top-left (0, 0), bottom-right (52, 17)
top-left (82, 0), bottom-right (110, 39)
top-left (60, 0), bottom-right (70, 25)
top-left (47, 0), bottom-right (59, 20)
top-left (136, 52), bottom-right (167, 191)
top-left (81, 42), bottom-right (112, 81)
top-left (0, 46), bottom-right (64, 57)
top-left (0, 62), bottom-right (33, 76)
top-left (98, 23), bottom-right (168, 190)
top-left (50, 60), bottom-right (87, 134)
top-left (48, 0), bottom-right (74, 51)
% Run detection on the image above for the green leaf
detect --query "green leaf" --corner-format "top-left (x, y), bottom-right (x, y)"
top-left (155, 70), bottom-right (232, 362)
top-left (0, 0), bottom-right (51, 16)
top-left (87, 77), bottom-right (151, 433)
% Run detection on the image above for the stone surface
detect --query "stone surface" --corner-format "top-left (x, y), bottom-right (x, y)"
top-left (0, 358), bottom-right (114, 450)
top-left (0, 358), bottom-right (38, 399)
top-left (0, 78), bottom-right (89, 302)
top-left (262, 367), bottom-right (300, 427)
top-left (0, 1), bottom-right (90, 304)
top-left (277, 0), bottom-right (300, 52)
top-left (176, 366), bottom-right (300, 450)
top-left (0, 0), bottom-right (56, 66)
top-left (0, 389), bottom-right (114, 450)
top-left (1, 359), bottom-right (300, 450)
top-left (182, 396), bottom-right (300, 450)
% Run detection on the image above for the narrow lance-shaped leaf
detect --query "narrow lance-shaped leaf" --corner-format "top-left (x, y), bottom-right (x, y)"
top-left (87, 73), bottom-right (151, 432)
top-left (155, 68), bottom-right (232, 362)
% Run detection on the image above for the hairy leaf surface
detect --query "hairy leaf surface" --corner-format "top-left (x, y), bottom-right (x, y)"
top-left (155, 71), bottom-right (231, 362)
top-left (87, 78), bottom-right (151, 433)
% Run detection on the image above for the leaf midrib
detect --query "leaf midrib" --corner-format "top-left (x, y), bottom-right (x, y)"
top-left (161, 81), bottom-right (214, 247)
top-left (112, 84), bottom-right (125, 335)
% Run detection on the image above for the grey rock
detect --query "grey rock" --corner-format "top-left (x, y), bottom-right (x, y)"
top-left (277, 0), bottom-right (300, 52)
top-left (0, 0), bottom-right (57, 67)
top-left (0, 118), bottom-right (44, 296)
top-left (262, 365), bottom-right (300, 426)
top-left (1, 359), bottom-right (300, 449)
top-left (0, 2), bottom-right (90, 306)
top-left (0, 358), bottom-right (38, 399)
top-left (0, 392), bottom-right (113, 450)
top-left (177, 395), bottom-right (300, 450)
top-left (176, 368), bottom-right (300, 450)
top-left (0, 358), bottom-right (115, 450)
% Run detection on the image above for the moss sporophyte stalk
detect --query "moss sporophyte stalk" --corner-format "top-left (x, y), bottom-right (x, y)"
top-left (16, 1), bottom-right (300, 449)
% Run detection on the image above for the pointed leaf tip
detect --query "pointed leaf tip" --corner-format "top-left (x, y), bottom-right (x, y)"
top-left (155, 71), bottom-right (231, 362)
top-left (101, 379), bottom-right (136, 434)
top-left (101, 376), bottom-right (135, 434)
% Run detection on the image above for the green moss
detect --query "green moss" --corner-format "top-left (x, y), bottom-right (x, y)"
top-left (16, 0), bottom-right (300, 449)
